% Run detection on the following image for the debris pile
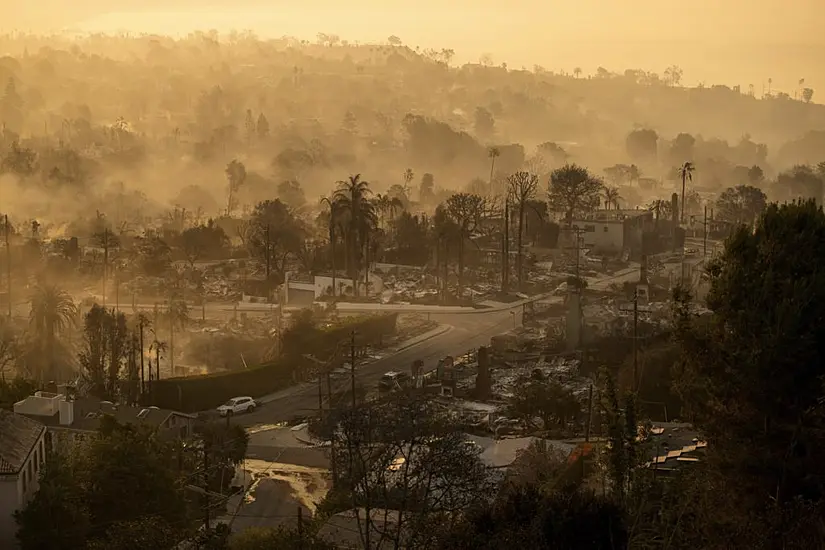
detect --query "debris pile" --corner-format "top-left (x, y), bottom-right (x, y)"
top-left (490, 356), bottom-right (586, 400)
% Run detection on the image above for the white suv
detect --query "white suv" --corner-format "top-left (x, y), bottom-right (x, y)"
top-left (217, 396), bottom-right (257, 416)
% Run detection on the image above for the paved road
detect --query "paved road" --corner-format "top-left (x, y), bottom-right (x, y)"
top-left (231, 308), bottom-right (522, 427)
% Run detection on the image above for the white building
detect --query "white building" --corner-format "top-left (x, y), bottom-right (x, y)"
top-left (285, 271), bottom-right (384, 304)
top-left (0, 410), bottom-right (46, 548)
top-left (569, 209), bottom-right (655, 255)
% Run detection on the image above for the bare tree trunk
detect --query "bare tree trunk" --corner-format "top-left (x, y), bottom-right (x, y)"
top-left (457, 236), bottom-right (465, 299)
top-left (517, 202), bottom-right (525, 288)
top-left (331, 228), bottom-right (337, 298)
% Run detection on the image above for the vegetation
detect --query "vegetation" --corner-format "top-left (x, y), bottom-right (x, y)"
top-left (2, 26), bottom-right (825, 550)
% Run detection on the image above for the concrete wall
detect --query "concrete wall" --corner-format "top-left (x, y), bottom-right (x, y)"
top-left (575, 221), bottom-right (625, 253)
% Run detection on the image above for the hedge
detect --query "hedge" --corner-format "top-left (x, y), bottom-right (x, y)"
top-left (150, 313), bottom-right (398, 412)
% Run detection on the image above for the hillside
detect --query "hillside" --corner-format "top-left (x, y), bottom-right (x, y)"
top-left (0, 32), bottom-right (823, 225)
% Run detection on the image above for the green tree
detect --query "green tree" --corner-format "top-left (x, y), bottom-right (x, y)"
top-left (16, 417), bottom-right (189, 549)
top-left (256, 113), bottom-right (270, 139)
top-left (508, 374), bottom-right (582, 433)
top-left (197, 421), bottom-right (249, 493)
top-left (715, 185), bottom-right (767, 225)
top-left (230, 526), bottom-right (335, 550)
top-left (328, 395), bottom-right (494, 550)
top-left (178, 222), bottom-right (229, 267)
top-left (802, 87), bottom-right (814, 103)
top-left (277, 179), bottom-right (307, 210)
top-left (437, 483), bottom-right (627, 549)
top-left (79, 304), bottom-right (129, 400)
top-left (1, 141), bottom-right (37, 176)
top-left (333, 174), bottom-right (377, 296)
top-left (602, 185), bottom-right (621, 210)
top-left (134, 235), bottom-right (172, 277)
top-left (0, 316), bottom-right (19, 380)
top-left (225, 159), bottom-right (247, 215)
top-left (15, 452), bottom-right (90, 550)
top-left (673, 200), bottom-right (825, 546)
top-left (419, 173), bottom-right (435, 204)
top-left (547, 164), bottom-right (602, 226)
top-left (249, 199), bottom-right (305, 282)
top-left (28, 284), bottom-right (77, 382)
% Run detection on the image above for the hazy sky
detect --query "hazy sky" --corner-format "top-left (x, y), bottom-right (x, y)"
top-left (5, 0), bottom-right (825, 92)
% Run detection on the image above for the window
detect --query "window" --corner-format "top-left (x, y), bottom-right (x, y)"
top-left (603, 226), bottom-right (609, 232)
top-left (584, 225), bottom-right (596, 232)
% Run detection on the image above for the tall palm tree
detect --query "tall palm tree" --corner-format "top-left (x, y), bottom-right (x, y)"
top-left (333, 174), bottom-right (377, 297)
top-left (603, 186), bottom-right (622, 210)
top-left (488, 147), bottom-right (500, 195)
top-left (29, 284), bottom-right (78, 382)
top-left (402, 168), bottom-right (414, 197)
top-left (573, 67), bottom-right (582, 79)
top-left (320, 195), bottom-right (341, 298)
top-left (678, 162), bottom-right (695, 223)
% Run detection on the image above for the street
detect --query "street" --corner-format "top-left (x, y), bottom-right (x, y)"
top-left (231, 308), bottom-right (521, 427)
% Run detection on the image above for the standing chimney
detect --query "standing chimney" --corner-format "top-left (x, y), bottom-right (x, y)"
top-left (671, 193), bottom-right (679, 224)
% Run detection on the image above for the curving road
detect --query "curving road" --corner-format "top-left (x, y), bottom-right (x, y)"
top-left (231, 308), bottom-right (523, 427)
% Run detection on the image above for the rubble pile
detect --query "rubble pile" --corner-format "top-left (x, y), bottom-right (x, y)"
top-left (491, 356), bottom-right (587, 400)
top-left (376, 267), bottom-right (440, 303)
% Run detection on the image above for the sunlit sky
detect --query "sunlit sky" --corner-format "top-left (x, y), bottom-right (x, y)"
top-left (5, 0), bottom-right (825, 92)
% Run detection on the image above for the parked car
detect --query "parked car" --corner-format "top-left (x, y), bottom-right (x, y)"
top-left (378, 371), bottom-right (411, 393)
top-left (217, 396), bottom-right (257, 416)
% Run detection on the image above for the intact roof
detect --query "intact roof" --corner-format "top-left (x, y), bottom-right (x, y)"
top-left (0, 410), bottom-right (45, 475)
top-left (70, 398), bottom-right (195, 432)
top-left (19, 397), bottom-right (194, 433)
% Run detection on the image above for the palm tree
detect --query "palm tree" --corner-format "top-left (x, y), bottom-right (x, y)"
top-left (573, 67), bottom-right (582, 79)
top-left (29, 284), bottom-right (78, 382)
top-left (320, 195), bottom-right (341, 298)
top-left (333, 174), bottom-right (377, 297)
top-left (165, 294), bottom-right (188, 375)
top-left (402, 168), bottom-right (414, 197)
top-left (225, 159), bottom-right (247, 216)
top-left (506, 172), bottom-right (539, 288)
top-left (488, 147), bottom-right (500, 195)
top-left (603, 186), bottom-right (622, 210)
top-left (627, 164), bottom-right (641, 187)
top-left (678, 162), bottom-right (695, 223)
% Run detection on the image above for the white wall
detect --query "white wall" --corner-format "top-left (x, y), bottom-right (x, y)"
top-left (0, 431), bottom-right (45, 549)
top-left (576, 221), bottom-right (624, 253)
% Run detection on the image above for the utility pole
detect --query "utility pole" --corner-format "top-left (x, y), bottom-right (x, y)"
top-left (139, 317), bottom-right (145, 398)
top-left (102, 228), bottom-right (108, 307)
top-left (265, 224), bottom-right (271, 280)
top-left (585, 383), bottom-right (594, 442)
top-left (350, 330), bottom-right (357, 408)
top-left (633, 289), bottom-right (639, 392)
top-left (703, 204), bottom-right (708, 258)
top-left (318, 370), bottom-right (324, 420)
top-left (202, 441), bottom-right (210, 530)
top-left (4, 215), bottom-right (10, 319)
top-left (502, 196), bottom-right (509, 292)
